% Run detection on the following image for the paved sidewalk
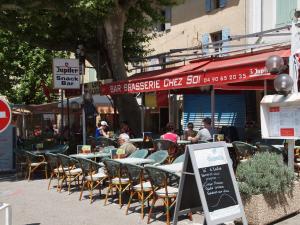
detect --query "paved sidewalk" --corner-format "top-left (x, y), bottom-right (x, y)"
top-left (0, 175), bottom-right (299, 225)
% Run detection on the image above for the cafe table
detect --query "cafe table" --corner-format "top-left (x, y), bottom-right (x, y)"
top-left (114, 157), bottom-right (155, 165)
top-left (31, 148), bottom-right (64, 155)
top-left (157, 162), bottom-right (183, 175)
top-left (69, 152), bottom-right (110, 159)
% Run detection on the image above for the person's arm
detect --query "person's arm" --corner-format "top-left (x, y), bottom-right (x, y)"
top-left (188, 131), bottom-right (200, 143)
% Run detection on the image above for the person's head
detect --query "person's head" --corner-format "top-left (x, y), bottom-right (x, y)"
top-left (166, 122), bottom-right (175, 132)
top-left (203, 117), bottom-right (211, 128)
top-left (118, 133), bottom-right (130, 145)
top-left (187, 122), bottom-right (194, 130)
top-left (100, 121), bottom-right (108, 127)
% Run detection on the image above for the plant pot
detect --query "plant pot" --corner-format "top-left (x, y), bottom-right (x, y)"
top-left (241, 181), bottom-right (300, 225)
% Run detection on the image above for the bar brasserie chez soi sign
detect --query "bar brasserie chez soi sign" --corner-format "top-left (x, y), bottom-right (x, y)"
top-left (100, 64), bottom-right (271, 95)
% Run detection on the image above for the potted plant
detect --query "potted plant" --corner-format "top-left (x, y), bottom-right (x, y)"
top-left (236, 152), bottom-right (299, 225)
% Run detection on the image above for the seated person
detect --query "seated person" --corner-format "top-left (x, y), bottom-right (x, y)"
top-left (188, 117), bottom-right (213, 143)
top-left (117, 133), bottom-right (137, 158)
top-left (119, 121), bottom-right (135, 138)
top-left (161, 122), bottom-right (179, 143)
top-left (95, 121), bottom-right (109, 138)
top-left (183, 122), bottom-right (197, 140)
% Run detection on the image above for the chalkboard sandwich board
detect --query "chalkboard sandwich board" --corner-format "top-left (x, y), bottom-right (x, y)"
top-left (173, 141), bottom-right (247, 225)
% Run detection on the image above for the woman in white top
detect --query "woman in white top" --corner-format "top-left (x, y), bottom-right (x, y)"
top-left (188, 117), bottom-right (213, 143)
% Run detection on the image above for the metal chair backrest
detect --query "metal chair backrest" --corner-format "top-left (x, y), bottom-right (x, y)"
top-left (57, 154), bottom-right (78, 174)
top-left (103, 159), bottom-right (122, 179)
top-left (153, 139), bottom-right (177, 151)
top-left (24, 151), bottom-right (44, 163)
top-left (172, 154), bottom-right (185, 164)
top-left (128, 149), bottom-right (148, 158)
top-left (144, 165), bottom-right (180, 191)
top-left (77, 157), bottom-right (101, 177)
top-left (45, 153), bottom-right (58, 170)
top-left (123, 163), bottom-right (144, 185)
top-left (232, 141), bottom-right (256, 160)
top-left (146, 150), bottom-right (168, 164)
top-left (256, 144), bottom-right (282, 155)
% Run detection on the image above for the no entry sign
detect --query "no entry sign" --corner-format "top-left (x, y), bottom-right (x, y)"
top-left (0, 98), bottom-right (11, 133)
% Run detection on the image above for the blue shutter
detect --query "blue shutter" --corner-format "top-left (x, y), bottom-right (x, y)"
top-left (205, 0), bottom-right (212, 12)
top-left (276, 0), bottom-right (297, 26)
top-left (183, 94), bottom-right (246, 132)
top-left (222, 27), bottom-right (230, 54)
top-left (219, 0), bottom-right (227, 8)
top-left (202, 33), bottom-right (210, 54)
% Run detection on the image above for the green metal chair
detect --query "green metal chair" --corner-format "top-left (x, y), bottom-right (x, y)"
top-left (77, 158), bottom-right (107, 203)
top-left (128, 149), bottom-right (148, 158)
top-left (144, 165), bottom-right (180, 225)
top-left (123, 163), bottom-right (153, 219)
top-left (24, 151), bottom-right (48, 181)
top-left (146, 150), bottom-right (168, 165)
top-left (45, 153), bottom-right (60, 190)
top-left (232, 141), bottom-right (256, 164)
top-left (57, 154), bottom-right (82, 194)
top-left (153, 139), bottom-right (179, 163)
top-left (103, 159), bottom-right (130, 208)
top-left (172, 154), bottom-right (185, 164)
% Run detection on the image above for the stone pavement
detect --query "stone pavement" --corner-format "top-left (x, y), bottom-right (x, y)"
top-left (0, 175), bottom-right (299, 225)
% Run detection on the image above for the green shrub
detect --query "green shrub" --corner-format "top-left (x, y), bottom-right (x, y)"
top-left (236, 152), bottom-right (295, 196)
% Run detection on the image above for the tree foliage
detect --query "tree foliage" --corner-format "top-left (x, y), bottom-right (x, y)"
top-left (0, 29), bottom-right (68, 104)
top-left (0, 0), bottom-right (182, 135)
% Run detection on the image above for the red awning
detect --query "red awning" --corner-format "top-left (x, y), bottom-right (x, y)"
top-left (100, 47), bottom-right (291, 95)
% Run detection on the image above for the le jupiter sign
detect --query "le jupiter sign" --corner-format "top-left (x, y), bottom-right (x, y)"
top-left (53, 58), bottom-right (80, 89)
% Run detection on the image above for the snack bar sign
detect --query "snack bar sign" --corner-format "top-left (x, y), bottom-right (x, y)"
top-left (53, 58), bottom-right (80, 89)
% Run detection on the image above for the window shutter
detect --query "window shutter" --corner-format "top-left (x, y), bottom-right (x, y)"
top-left (165, 7), bottom-right (172, 31)
top-left (222, 27), bottom-right (230, 54)
top-left (202, 33), bottom-right (210, 54)
top-left (219, 0), bottom-right (227, 8)
top-left (205, 0), bottom-right (212, 12)
top-left (276, 0), bottom-right (297, 26)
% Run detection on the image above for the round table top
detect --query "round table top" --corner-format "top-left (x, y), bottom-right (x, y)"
top-left (69, 152), bottom-right (110, 159)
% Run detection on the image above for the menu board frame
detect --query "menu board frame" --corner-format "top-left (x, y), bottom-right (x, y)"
top-left (173, 142), bottom-right (247, 225)
top-left (260, 93), bottom-right (300, 139)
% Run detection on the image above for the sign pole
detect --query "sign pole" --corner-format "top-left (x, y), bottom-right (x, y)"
top-left (60, 89), bottom-right (64, 144)
top-left (82, 72), bottom-right (86, 145)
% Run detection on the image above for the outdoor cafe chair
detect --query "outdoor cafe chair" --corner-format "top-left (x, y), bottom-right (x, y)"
top-left (232, 141), bottom-right (256, 164)
top-left (172, 154), bottom-right (185, 164)
top-left (45, 153), bottom-right (60, 190)
top-left (57, 154), bottom-right (82, 194)
top-left (128, 149), bottom-right (148, 159)
top-left (24, 151), bottom-right (48, 181)
top-left (144, 165), bottom-right (181, 225)
top-left (77, 158), bottom-right (107, 203)
top-left (153, 139), bottom-right (179, 163)
top-left (123, 163), bottom-right (153, 219)
top-left (103, 159), bottom-right (130, 208)
top-left (146, 150), bottom-right (168, 166)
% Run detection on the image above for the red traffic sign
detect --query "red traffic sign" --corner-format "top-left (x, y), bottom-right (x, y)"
top-left (0, 98), bottom-right (11, 133)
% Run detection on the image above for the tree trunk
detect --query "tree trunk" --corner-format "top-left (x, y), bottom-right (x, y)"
top-left (95, 3), bottom-right (141, 136)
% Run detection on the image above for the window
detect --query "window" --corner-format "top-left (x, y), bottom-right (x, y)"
top-left (155, 7), bottom-right (171, 32)
top-left (276, 0), bottom-right (297, 27)
top-left (210, 31), bottom-right (222, 52)
top-left (205, 0), bottom-right (227, 12)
